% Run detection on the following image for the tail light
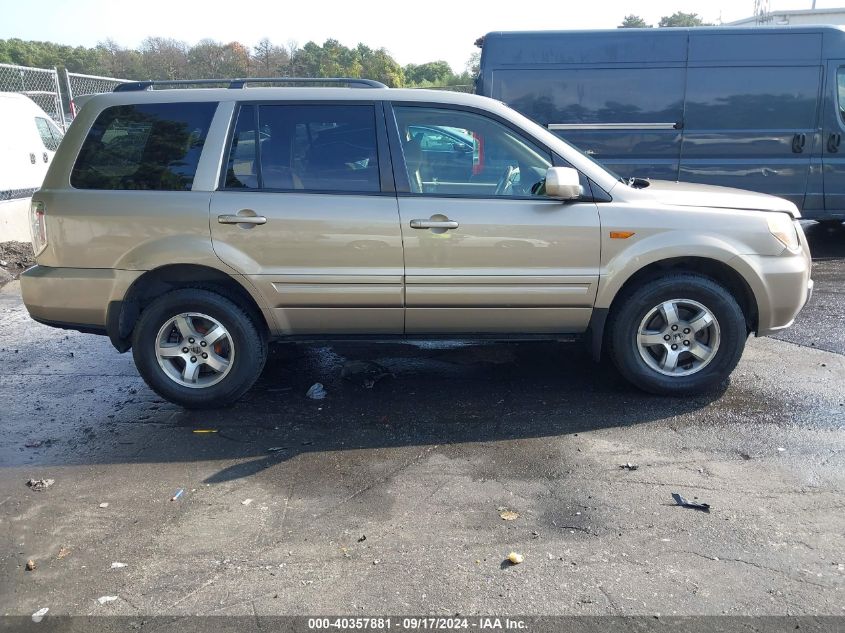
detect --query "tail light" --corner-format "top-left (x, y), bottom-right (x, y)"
top-left (30, 200), bottom-right (48, 255)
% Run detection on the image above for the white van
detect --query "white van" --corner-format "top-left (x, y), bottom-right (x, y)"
top-left (0, 92), bottom-right (64, 241)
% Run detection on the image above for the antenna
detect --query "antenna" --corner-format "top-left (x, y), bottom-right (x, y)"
top-left (754, 0), bottom-right (771, 24)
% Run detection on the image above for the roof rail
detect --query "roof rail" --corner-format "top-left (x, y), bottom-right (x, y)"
top-left (113, 77), bottom-right (388, 92)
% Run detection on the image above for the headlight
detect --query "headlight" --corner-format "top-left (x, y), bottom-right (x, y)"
top-left (766, 213), bottom-right (800, 251)
top-left (30, 200), bottom-right (48, 256)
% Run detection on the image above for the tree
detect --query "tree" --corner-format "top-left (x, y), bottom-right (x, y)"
top-left (466, 51), bottom-right (480, 77)
top-left (0, 36), bottom-right (407, 87)
top-left (619, 15), bottom-right (652, 28)
top-left (96, 39), bottom-right (142, 79)
top-left (138, 37), bottom-right (189, 80)
top-left (251, 38), bottom-right (290, 77)
top-left (358, 44), bottom-right (404, 87)
top-left (404, 60), bottom-right (452, 85)
top-left (658, 12), bottom-right (712, 27)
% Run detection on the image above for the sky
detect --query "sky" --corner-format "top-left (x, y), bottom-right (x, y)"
top-left (0, 0), bottom-right (839, 71)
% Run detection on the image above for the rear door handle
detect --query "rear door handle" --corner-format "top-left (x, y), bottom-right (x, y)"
top-left (791, 133), bottom-right (806, 154)
top-left (828, 133), bottom-right (842, 153)
top-left (218, 214), bottom-right (267, 225)
top-left (410, 219), bottom-right (459, 230)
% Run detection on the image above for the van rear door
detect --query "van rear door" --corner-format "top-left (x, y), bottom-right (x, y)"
top-left (822, 60), bottom-right (845, 220)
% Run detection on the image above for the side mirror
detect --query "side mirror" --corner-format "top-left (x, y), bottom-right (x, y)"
top-left (544, 167), bottom-right (582, 200)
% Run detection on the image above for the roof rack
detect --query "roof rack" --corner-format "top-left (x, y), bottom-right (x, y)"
top-left (114, 77), bottom-right (388, 92)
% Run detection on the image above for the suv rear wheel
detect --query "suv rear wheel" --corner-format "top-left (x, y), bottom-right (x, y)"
top-left (131, 288), bottom-right (266, 408)
top-left (607, 274), bottom-right (747, 395)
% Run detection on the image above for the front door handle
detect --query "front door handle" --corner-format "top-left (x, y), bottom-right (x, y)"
top-left (218, 214), bottom-right (267, 225)
top-left (791, 133), bottom-right (806, 154)
top-left (828, 133), bottom-right (842, 153)
top-left (410, 219), bottom-right (459, 230)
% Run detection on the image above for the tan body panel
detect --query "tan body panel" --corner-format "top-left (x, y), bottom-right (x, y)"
top-left (21, 267), bottom-right (142, 327)
top-left (398, 196), bottom-right (600, 333)
top-left (595, 203), bottom-right (811, 333)
top-left (34, 190), bottom-right (216, 270)
top-left (210, 191), bottom-right (404, 335)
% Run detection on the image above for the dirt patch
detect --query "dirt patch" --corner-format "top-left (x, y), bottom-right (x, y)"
top-left (0, 241), bottom-right (35, 287)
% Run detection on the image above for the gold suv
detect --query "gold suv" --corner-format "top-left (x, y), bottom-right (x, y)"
top-left (21, 78), bottom-right (813, 408)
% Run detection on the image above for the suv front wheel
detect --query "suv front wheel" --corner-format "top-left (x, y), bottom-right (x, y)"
top-left (131, 288), bottom-right (267, 408)
top-left (607, 274), bottom-right (747, 395)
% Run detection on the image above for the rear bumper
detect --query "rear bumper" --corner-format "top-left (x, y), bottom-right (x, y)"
top-left (20, 265), bottom-right (141, 333)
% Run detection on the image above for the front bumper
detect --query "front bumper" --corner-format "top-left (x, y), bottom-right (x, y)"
top-left (730, 248), bottom-right (813, 336)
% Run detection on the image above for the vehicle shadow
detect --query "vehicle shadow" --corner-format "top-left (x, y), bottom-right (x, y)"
top-left (803, 220), bottom-right (845, 258)
top-left (157, 339), bottom-right (727, 484)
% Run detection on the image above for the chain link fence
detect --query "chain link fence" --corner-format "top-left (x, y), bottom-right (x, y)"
top-left (64, 70), bottom-right (130, 115)
top-left (0, 63), bottom-right (65, 130)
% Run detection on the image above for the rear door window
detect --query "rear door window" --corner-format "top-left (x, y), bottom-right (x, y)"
top-left (71, 102), bottom-right (217, 191)
top-left (223, 103), bottom-right (380, 193)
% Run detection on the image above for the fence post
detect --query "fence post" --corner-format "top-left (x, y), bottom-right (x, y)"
top-left (64, 67), bottom-right (75, 120)
top-left (52, 67), bottom-right (65, 132)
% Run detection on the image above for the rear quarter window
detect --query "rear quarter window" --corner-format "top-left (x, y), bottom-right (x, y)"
top-left (71, 102), bottom-right (217, 191)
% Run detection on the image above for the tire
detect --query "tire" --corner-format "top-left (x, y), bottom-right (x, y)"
top-left (607, 273), bottom-right (746, 395)
top-left (131, 288), bottom-right (267, 408)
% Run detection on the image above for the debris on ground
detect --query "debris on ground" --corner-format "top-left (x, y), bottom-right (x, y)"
top-left (31, 608), bottom-right (49, 623)
top-left (26, 559), bottom-right (36, 571)
top-left (267, 447), bottom-right (288, 452)
top-left (26, 478), bottom-right (55, 491)
top-left (111, 562), bottom-right (127, 569)
top-left (671, 492), bottom-right (710, 513)
top-left (306, 383), bottom-right (327, 400)
top-left (97, 596), bottom-right (118, 605)
top-left (507, 552), bottom-right (524, 565)
top-left (170, 489), bottom-right (184, 501)
top-left (357, 535), bottom-right (367, 542)
top-left (99, 502), bottom-right (109, 508)
top-left (192, 429), bottom-right (218, 434)
top-left (341, 360), bottom-right (393, 389)
top-left (24, 440), bottom-right (43, 448)
top-left (620, 462), bottom-right (639, 471)
top-left (57, 548), bottom-right (70, 559)
top-left (0, 241), bottom-right (35, 287)
top-left (499, 509), bottom-right (519, 521)
top-left (241, 498), bottom-right (253, 506)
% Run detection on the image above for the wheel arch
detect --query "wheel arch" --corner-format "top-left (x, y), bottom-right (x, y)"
top-left (588, 256), bottom-right (759, 361)
top-left (106, 263), bottom-right (270, 352)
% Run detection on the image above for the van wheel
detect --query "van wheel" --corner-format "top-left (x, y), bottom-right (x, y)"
top-left (131, 288), bottom-right (266, 408)
top-left (607, 274), bottom-right (746, 395)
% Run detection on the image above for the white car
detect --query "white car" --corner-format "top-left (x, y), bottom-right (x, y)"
top-left (0, 92), bottom-right (64, 241)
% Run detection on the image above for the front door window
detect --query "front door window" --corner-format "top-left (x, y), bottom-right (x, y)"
top-left (394, 106), bottom-right (553, 197)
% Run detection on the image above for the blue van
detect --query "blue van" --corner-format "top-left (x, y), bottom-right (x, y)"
top-left (476, 26), bottom-right (845, 221)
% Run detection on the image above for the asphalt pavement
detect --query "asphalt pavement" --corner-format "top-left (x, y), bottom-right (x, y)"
top-left (1, 223), bottom-right (843, 619)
